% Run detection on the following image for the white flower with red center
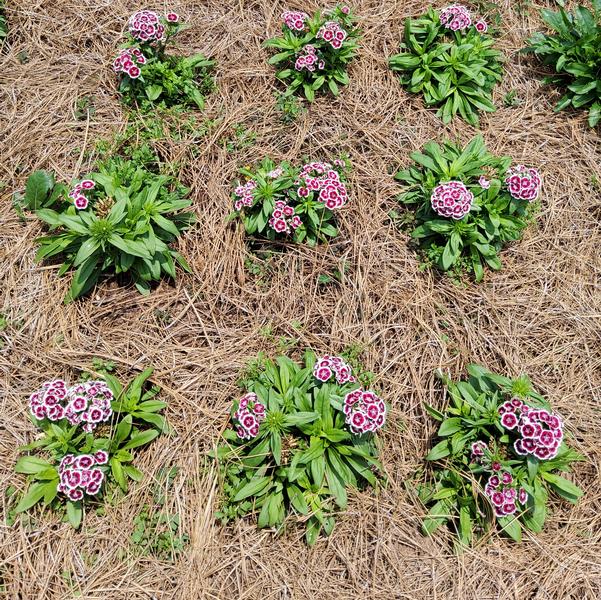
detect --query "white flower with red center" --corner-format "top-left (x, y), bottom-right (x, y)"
top-left (430, 180), bottom-right (473, 219)
top-left (234, 392), bottom-right (266, 440)
top-left (298, 161), bottom-right (349, 209)
top-left (470, 440), bottom-right (488, 461)
top-left (58, 452), bottom-right (105, 500)
top-left (282, 10), bottom-right (309, 31)
top-left (73, 195), bottom-right (89, 210)
top-left (342, 389), bottom-right (386, 434)
top-left (475, 19), bottom-right (488, 33)
top-left (505, 165), bottom-right (542, 202)
top-left (317, 20), bottom-right (347, 49)
top-left (64, 380), bottom-right (113, 432)
top-left (112, 47), bottom-right (147, 79)
top-left (499, 399), bottom-right (564, 460)
top-left (166, 12), bottom-right (179, 23)
top-left (478, 175), bottom-right (490, 189)
top-left (439, 5), bottom-right (472, 31)
top-left (484, 470), bottom-right (526, 517)
top-left (268, 201), bottom-right (302, 234)
top-left (233, 179), bottom-right (257, 210)
top-left (295, 45), bottom-right (319, 72)
top-left (313, 355), bottom-right (357, 384)
top-left (128, 10), bottom-right (166, 42)
top-left (29, 379), bottom-right (69, 421)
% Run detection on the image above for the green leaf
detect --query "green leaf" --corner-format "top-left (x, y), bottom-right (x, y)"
top-left (145, 84), bottom-right (163, 101)
top-left (542, 472), bottom-right (583, 503)
top-left (24, 171), bottom-right (55, 209)
top-left (233, 476), bottom-right (271, 502)
top-left (426, 439), bottom-right (450, 461)
top-left (438, 417), bottom-right (462, 436)
top-left (14, 456), bottom-right (53, 475)
top-left (15, 482), bottom-right (48, 512)
top-left (111, 457), bottom-right (128, 492)
top-left (498, 515), bottom-right (521, 542)
top-left (66, 501), bottom-right (82, 528)
top-left (122, 429), bottom-right (160, 450)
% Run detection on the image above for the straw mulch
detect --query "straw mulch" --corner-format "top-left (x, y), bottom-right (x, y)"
top-left (1, 1), bottom-right (600, 598)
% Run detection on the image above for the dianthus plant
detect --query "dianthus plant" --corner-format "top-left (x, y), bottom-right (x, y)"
top-left (113, 10), bottom-right (214, 110)
top-left (395, 135), bottom-right (540, 281)
top-left (212, 350), bottom-right (386, 545)
top-left (231, 157), bottom-right (350, 245)
top-left (264, 5), bottom-right (360, 101)
top-left (389, 6), bottom-right (503, 125)
top-left (15, 368), bottom-right (168, 528)
top-left (418, 365), bottom-right (584, 544)
top-left (21, 166), bottom-right (194, 301)
top-left (524, 2), bottom-right (601, 127)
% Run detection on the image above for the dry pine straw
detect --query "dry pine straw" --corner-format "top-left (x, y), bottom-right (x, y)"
top-left (0, 0), bottom-right (600, 598)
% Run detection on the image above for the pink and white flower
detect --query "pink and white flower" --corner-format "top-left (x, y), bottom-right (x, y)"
top-left (317, 20), bottom-right (347, 49)
top-left (505, 165), bottom-right (542, 202)
top-left (475, 19), bottom-right (488, 33)
top-left (430, 180), bottom-right (473, 219)
top-left (313, 355), bottom-right (357, 384)
top-left (234, 392), bottom-right (266, 440)
top-left (282, 10), bottom-right (309, 31)
top-left (439, 5), bottom-right (472, 31)
top-left (57, 452), bottom-right (105, 500)
top-left (342, 389), bottom-right (386, 434)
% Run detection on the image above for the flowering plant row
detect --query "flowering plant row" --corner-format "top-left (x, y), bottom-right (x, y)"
top-left (524, 2), bottom-right (601, 128)
top-left (395, 135), bottom-right (540, 281)
top-left (212, 351), bottom-right (385, 545)
top-left (389, 6), bottom-right (502, 126)
top-left (114, 10), bottom-right (214, 110)
top-left (265, 5), bottom-right (359, 101)
top-left (15, 368), bottom-right (167, 527)
top-left (231, 157), bottom-right (350, 245)
top-left (419, 365), bottom-right (583, 543)
top-left (21, 153), bottom-right (194, 301)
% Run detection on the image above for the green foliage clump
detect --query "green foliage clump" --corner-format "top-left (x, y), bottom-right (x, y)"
top-left (231, 157), bottom-right (350, 246)
top-left (395, 136), bottom-right (538, 281)
top-left (15, 368), bottom-right (168, 528)
top-left (389, 8), bottom-right (503, 125)
top-left (264, 5), bottom-right (360, 102)
top-left (524, 1), bottom-right (601, 127)
top-left (213, 350), bottom-right (385, 545)
top-left (419, 365), bottom-right (584, 545)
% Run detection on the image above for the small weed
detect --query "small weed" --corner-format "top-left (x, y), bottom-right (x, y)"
top-left (74, 96), bottom-right (96, 121)
top-left (276, 92), bottom-right (306, 123)
top-left (224, 124), bottom-right (256, 153)
top-left (503, 90), bottom-right (523, 107)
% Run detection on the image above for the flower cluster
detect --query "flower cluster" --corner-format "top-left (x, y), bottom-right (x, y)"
top-left (64, 381), bottom-right (114, 433)
top-left (295, 45), bottom-right (324, 72)
top-left (484, 470), bottom-right (528, 517)
top-left (317, 20), bottom-right (347, 49)
top-left (112, 47), bottom-right (146, 80)
top-left (57, 452), bottom-right (107, 501)
top-left (68, 179), bottom-right (95, 210)
top-left (29, 379), bottom-right (113, 432)
top-left (233, 180), bottom-right (257, 211)
top-left (282, 10), bottom-right (308, 31)
top-left (313, 355), bottom-right (356, 384)
top-left (505, 165), bottom-right (542, 203)
top-left (128, 10), bottom-right (166, 43)
top-left (29, 379), bottom-right (69, 421)
top-left (439, 5), bottom-right (472, 31)
top-left (268, 200), bottom-right (302, 234)
top-left (342, 389), bottom-right (386, 434)
top-left (297, 161), bottom-right (348, 210)
top-left (499, 398), bottom-right (564, 460)
top-left (430, 180), bottom-right (474, 219)
top-left (234, 392), bottom-right (266, 440)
